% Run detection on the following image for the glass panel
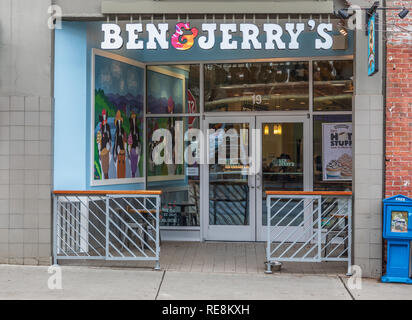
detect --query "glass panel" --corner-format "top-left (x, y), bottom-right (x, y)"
top-left (205, 62), bottom-right (309, 112)
top-left (313, 60), bottom-right (353, 111)
top-left (147, 65), bottom-right (200, 114)
top-left (261, 122), bottom-right (304, 226)
top-left (147, 117), bottom-right (200, 227)
top-left (313, 115), bottom-right (352, 191)
top-left (209, 122), bottom-right (250, 225)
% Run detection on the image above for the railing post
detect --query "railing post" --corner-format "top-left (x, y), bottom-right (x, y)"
top-left (105, 195), bottom-right (109, 259)
top-left (265, 195), bottom-right (272, 274)
top-left (317, 196), bottom-right (322, 262)
top-left (52, 195), bottom-right (58, 265)
top-left (154, 194), bottom-right (161, 271)
top-left (346, 196), bottom-right (353, 276)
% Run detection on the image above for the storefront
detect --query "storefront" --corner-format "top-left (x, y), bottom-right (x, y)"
top-left (0, 0), bottom-right (387, 278)
top-left (54, 15), bottom-right (354, 244)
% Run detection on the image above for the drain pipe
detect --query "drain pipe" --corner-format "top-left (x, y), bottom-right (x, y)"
top-left (381, 0), bottom-right (388, 277)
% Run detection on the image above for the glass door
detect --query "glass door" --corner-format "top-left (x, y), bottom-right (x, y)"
top-left (204, 116), bottom-right (256, 241)
top-left (256, 116), bottom-right (310, 241)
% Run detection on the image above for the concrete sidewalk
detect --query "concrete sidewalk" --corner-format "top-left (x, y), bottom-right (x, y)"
top-left (0, 265), bottom-right (411, 300)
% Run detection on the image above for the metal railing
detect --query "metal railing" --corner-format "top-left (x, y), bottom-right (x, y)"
top-left (265, 191), bottom-right (352, 275)
top-left (53, 190), bottom-right (162, 270)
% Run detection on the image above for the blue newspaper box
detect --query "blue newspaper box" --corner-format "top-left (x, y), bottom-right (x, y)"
top-left (381, 195), bottom-right (412, 284)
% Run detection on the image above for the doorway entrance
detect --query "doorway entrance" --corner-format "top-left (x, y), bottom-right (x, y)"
top-left (203, 115), bottom-right (309, 241)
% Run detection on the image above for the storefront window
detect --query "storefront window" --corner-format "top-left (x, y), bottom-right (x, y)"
top-left (146, 117), bottom-right (200, 227)
top-left (313, 60), bottom-right (353, 111)
top-left (261, 122), bottom-right (304, 226)
top-left (313, 115), bottom-right (352, 191)
top-left (147, 65), bottom-right (200, 114)
top-left (204, 62), bottom-right (309, 112)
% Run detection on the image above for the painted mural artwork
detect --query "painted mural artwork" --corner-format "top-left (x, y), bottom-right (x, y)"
top-left (147, 67), bottom-right (185, 114)
top-left (93, 53), bottom-right (144, 184)
top-left (368, 13), bottom-right (378, 76)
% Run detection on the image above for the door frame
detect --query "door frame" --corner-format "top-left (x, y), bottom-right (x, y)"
top-left (202, 115), bottom-right (256, 241)
top-left (255, 115), bottom-right (311, 241)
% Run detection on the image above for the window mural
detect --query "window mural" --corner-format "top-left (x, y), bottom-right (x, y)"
top-left (92, 50), bottom-right (144, 185)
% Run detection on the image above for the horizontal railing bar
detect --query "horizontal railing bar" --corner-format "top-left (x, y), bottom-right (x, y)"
top-left (266, 191), bottom-right (352, 196)
top-left (56, 256), bottom-right (106, 260)
top-left (106, 257), bottom-right (157, 261)
top-left (54, 190), bottom-right (162, 195)
top-left (322, 258), bottom-right (349, 262)
top-left (267, 258), bottom-right (320, 263)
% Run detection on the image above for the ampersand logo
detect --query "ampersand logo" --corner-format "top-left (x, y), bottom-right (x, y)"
top-left (171, 22), bottom-right (199, 51)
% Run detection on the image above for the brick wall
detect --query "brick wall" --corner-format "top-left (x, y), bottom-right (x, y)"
top-left (385, 0), bottom-right (412, 198)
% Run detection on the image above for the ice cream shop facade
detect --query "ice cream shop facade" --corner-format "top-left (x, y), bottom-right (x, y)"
top-left (51, 0), bottom-right (384, 277)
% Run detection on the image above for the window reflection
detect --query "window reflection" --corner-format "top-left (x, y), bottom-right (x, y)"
top-left (147, 117), bottom-right (200, 227)
top-left (147, 65), bottom-right (200, 114)
top-left (208, 123), bottom-right (250, 226)
top-left (205, 62), bottom-right (309, 112)
top-left (261, 122), bottom-right (304, 226)
top-left (313, 60), bottom-right (353, 111)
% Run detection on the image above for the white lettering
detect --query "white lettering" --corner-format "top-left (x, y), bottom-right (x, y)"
top-left (220, 24), bottom-right (237, 50)
top-left (285, 23), bottom-right (305, 49)
top-left (263, 24), bottom-right (286, 50)
top-left (316, 23), bottom-right (333, 49)
top-left (126, 23), bottom-right (144, 50)
top-left (146, 23), bottom-right (169, 50)
top-left (101, 23), bottom-right (123, 50)
top-left (240, 23), bottom-right (262, 50)
top-left (100, 22), bottom-right (335, 52)
top-left (199, 23), bottom-right (217, 49)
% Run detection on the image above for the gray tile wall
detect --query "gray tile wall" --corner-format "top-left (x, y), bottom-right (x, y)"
top-left (0, 96), bottom-right (53, 265)
top-left (353, 94), bottom-right (384, 278)
top-left (352, 0), bottom-right (385, 279)
top-left (0, 0), bottom-right (53, 265)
